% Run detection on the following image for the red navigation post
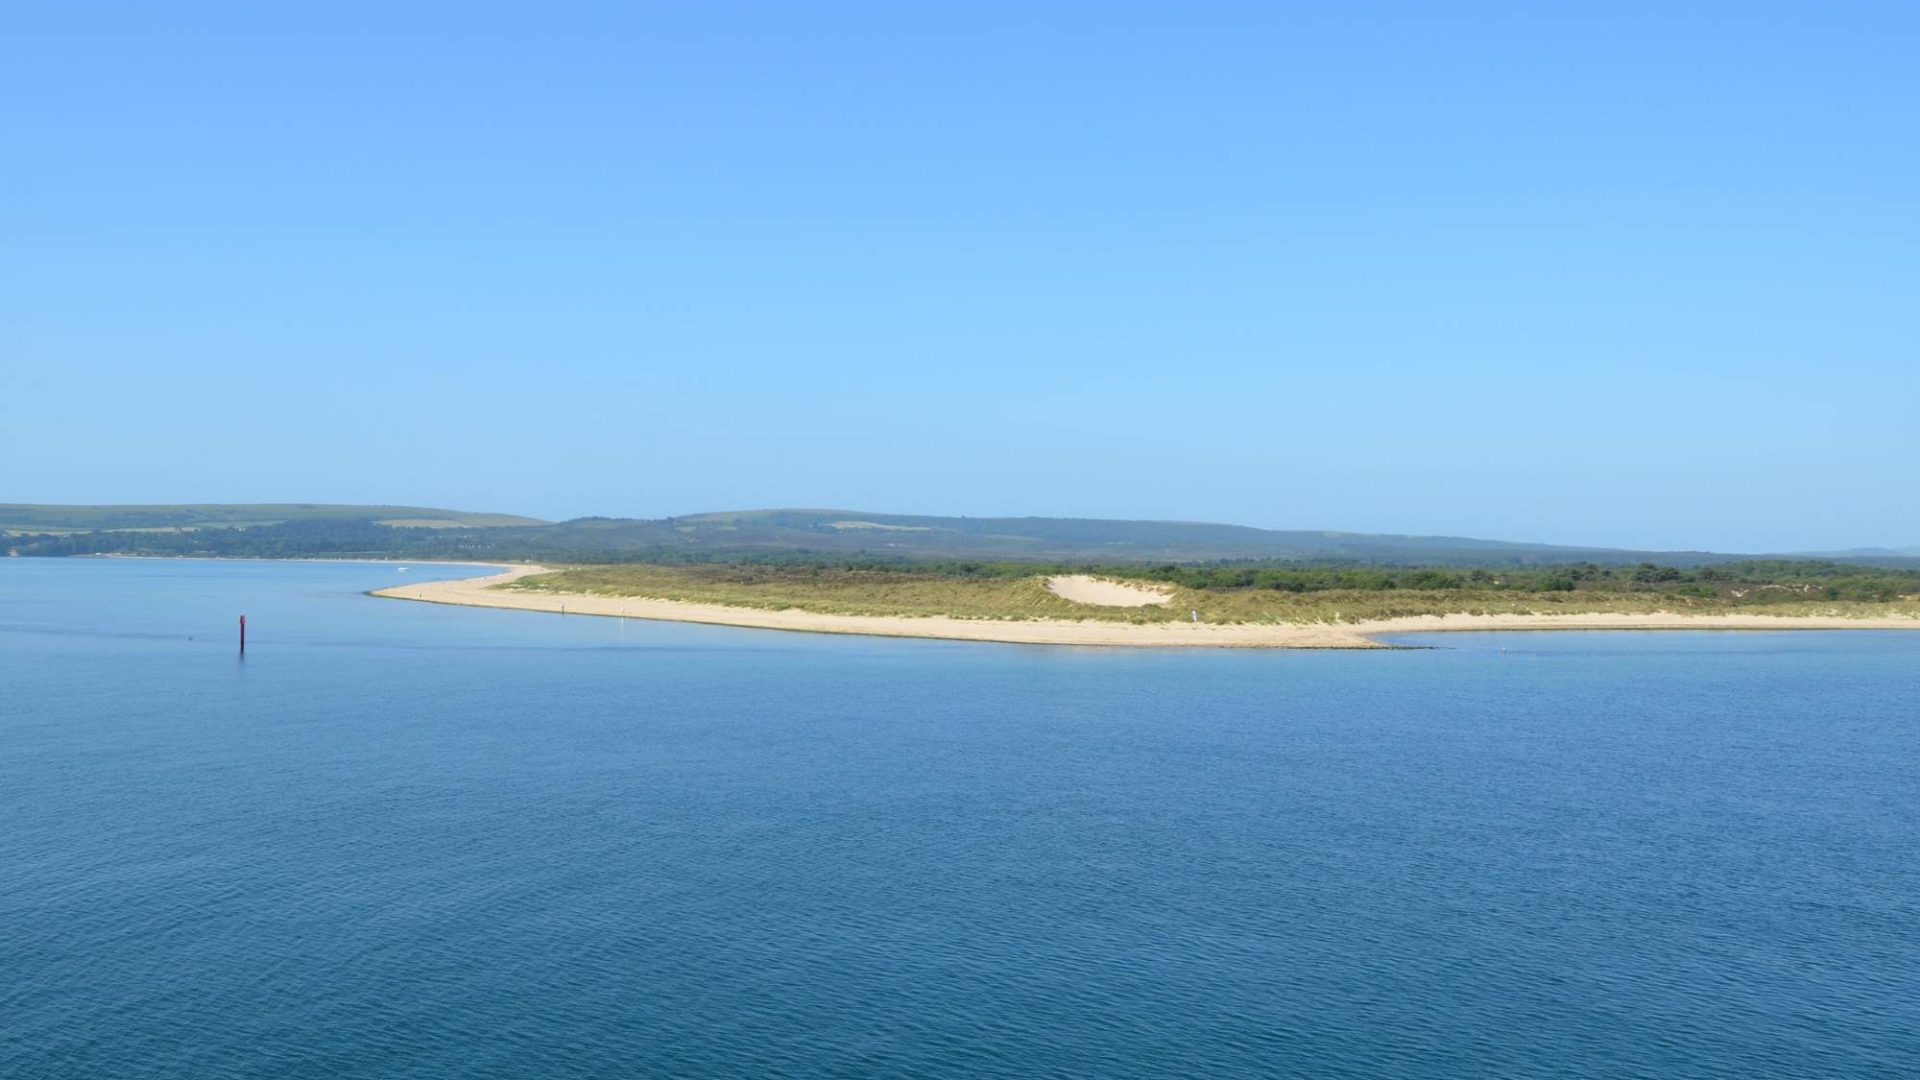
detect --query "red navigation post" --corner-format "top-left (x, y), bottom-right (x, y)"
top-left (239, 615), bottom-right (247, 654)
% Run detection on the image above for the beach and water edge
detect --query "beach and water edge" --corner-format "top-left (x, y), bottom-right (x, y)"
top-left (372, 565), bottom-right (1920, 649)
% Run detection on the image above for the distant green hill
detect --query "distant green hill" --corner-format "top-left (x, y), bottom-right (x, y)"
top-left (0, 503), bottom-right (547, 535)
top-left (1, 502), bottom-right (1763, 566)
top-left (9, 503), bottom-right (1915, 569)
top-left (633, 508), bottom-right (1684, 564)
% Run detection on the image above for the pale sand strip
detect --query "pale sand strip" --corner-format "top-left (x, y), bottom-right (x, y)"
top-left (1044, 574), bottom-right (1174, 607)
top-left (372, 566), bottom-right (1920, 649)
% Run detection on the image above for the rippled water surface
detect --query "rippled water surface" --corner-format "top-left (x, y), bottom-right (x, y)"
top-left (3, 558), bottom-right (1916, 1078)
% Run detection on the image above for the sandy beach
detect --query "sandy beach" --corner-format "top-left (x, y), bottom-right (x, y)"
top-left (371, 566), bottom-right (1920, 649)
top-left (1043, 575), bottom-right (1175, 607)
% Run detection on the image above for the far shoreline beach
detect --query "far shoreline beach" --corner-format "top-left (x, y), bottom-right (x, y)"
top-left (372, 565), bottom-right (1920, 650)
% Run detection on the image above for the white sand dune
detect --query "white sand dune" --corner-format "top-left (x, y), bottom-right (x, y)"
top-left (372, 566), bottom-right (1920, 650)
top-left (1044, 575), bottom-right (1173, 607)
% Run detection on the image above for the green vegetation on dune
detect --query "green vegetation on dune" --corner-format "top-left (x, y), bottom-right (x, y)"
top-left (505, 565), bottom-right (1126, 621)
top-left (506, 561), bottom-right (1920, 625)
top-left (1129, 559), bottom-right (1920, 604)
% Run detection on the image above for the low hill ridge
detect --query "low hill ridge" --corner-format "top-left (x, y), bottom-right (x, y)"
top-left (0, 502), bottom-right (1821, 567)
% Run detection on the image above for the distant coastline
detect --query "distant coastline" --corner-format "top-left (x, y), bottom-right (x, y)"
top-left (84, 554), bottom-right (510, 568)
top-left (372, 566), bottom-right (1920, 650)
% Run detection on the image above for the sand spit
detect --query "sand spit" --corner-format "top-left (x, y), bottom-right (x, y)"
top-left (372, 566), bottom-right (1920, 650)
top-left (1044, 575), bottom-right (1174, 607)
top-left (372, 566), bottom-right (1379, 647)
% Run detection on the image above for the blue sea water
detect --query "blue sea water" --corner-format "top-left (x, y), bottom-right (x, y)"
top-left (1, 558), bottom-right (1916, 1079)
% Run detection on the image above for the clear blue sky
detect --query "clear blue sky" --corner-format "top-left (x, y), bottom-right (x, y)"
top-left (5, 3), bottom-right (1915, 552)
